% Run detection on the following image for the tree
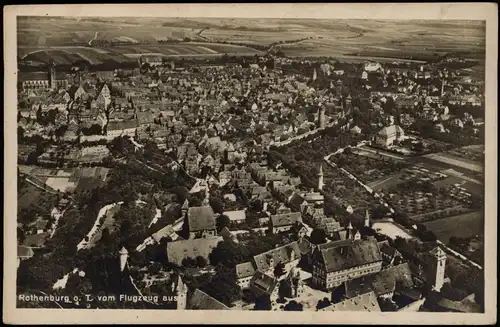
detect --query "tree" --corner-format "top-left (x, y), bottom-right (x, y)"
top-left (283, 300), bottom-right (303, 311)
top-left (216, 214), bottom-right (230, 233)
top-left (274, 262), bottom-right (286, 279)
top-left (254, 294), bottom-right (272, 311)
top-left (200, 265), bottom-right (241, 306)
top-left (196, 256), bottom-right (207, 268)
top-left (310, 229), bottom-right (327, 245)
top-left (316, 297), bottom-right (331, 310)
top-left (209, 196), bottom-right (225, 214)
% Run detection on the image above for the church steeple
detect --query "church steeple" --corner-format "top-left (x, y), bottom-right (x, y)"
top-left (364, 209), bottom-right (370, 227)
top-left (317, 164), bottom-right (324, 191)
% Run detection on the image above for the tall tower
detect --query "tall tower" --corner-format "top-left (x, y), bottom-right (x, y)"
top-left (181, 199), bottom-right (189, 218)
top-left (364, 209), bottom-right (370, 227)
top-left (347, 221), bottom-right (354, 240)
top-left (49, 60), bottom-right (57, 90)
top-left (119, 246), bottom-right (129, 272)
top-left (318, 107), bottom-right (326, 129)
top-left (426, 246), bottom-right (447, 292)
top-left (317, 164), bottom-right (324, 191)
top-left (312, 68), bottom-right (317, 81)
top-left (175, 275), bottom-right (188, 310)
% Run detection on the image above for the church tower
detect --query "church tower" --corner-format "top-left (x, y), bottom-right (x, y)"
top-left (174, 275), bottom-right (188, 310)
top-left (312, 68), bottom-right (317, 81)
top-left (317, 164), bottom-right (324, 191)
top-left (49, 60), bottom-right (57, 90)
top-left (347, 221), bottom-right (354, 239)
top-left (119, 246), bottom-right (129, 272)
top-left (426, 246), bottom-right (447, 292)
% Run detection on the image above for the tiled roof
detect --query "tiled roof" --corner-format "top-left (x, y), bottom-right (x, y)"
top-left (320, 291), bottom-right (381, 312)
top-left (151, 225), bottom-right (176, 243)
top-left (319, 238), bottom-right (382, 273)
top-left (253, 241), bottom-right (301, 272)
top-left (236, 261), bottom-right (256, 279)
top-left (187, 206), bottom-right (216, 232)
top-left (270, 212), bottom-right (302, 228)
top-left (187, 289), bottom-right (229, 310)
top-left (345, 263), bottom-right (414, 298)
top-left (249, 271), bottom-right (279, 297)
top-left (223, 210), bottom-right (246, 222)
top-left (18, 245), bottom-right (34, 258)
top-left (166, 236), bottom-right (222, 265)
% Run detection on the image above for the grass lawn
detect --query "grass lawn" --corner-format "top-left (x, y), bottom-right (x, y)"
top-left (423, 211), bottom-right (483, 243)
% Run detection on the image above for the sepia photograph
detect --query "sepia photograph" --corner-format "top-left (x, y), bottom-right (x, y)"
top-left (3, 3), bottom-right (497, 325)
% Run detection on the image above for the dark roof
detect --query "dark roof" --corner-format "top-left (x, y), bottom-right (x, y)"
top-left (320, 291), bottom-right (381, 312)
top-left (249, 271), bottom-right (279, 297)
top-left (187, 206), bottom-right (216, 232)
top-left (319, 238), bottom-right (382, 273)
top-left (297, 238), bottom-right (313, 255)
top-left (253, 241), bottom-right (301, 271)
top-left (187, 289), bottom-right (229, 310)
top-left (18, 245), bottom-right (34, 258)
top-left (345, 263), bottom-right (414, 298)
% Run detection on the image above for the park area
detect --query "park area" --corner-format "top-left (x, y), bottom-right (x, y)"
top-left (330, 148), bottom-right (412, 185)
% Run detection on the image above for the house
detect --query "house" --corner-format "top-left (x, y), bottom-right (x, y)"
top-left (375, 125), bottom-right (405, 147)
top-left (187, 289), bottom-right (230, 310)
top-left (166, 236), bottom-right (222, 266)
top-left (344, 263), bottom-right (414, 299)
top-left (187, 206), bottom-right (217, 238)
top-left (223, 210), bottom-right (247, 226)
top-left (17, 245), bottom-right (34, 268)
top-left (236, 261), bottom-right (257, 289)
top-left (253, 241), bottom-right (302, 277)
top-left (319, 291), bottom-right (381, 312)
top-left (312, 238), bottom-right (383, 290)
top-left (270, 212), bottom-right (303, 234)
top-left (378, 242), bottom-right (403, 267)
top-left (106, 120), bottom-right (138, 138)
top-left (249, 271), bottom-right (280, 298)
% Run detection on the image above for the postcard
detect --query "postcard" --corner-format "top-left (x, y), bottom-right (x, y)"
top-left (3, 3), bottom-right (497, 325)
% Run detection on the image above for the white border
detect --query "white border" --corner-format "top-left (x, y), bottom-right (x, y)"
top-left (4, 3), bottom-right (497, 325)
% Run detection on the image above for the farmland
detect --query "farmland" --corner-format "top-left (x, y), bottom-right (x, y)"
top-left (423, 211), bottom-right (483, 243)
top-left (18, 17), bottom-right (485, 63)
top-left (18, 166), bottom-right (110, 193)
top-left (19, 42), bottom-right (262, 66)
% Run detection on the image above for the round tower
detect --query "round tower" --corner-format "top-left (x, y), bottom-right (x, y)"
top-left (364, 209), bottom-right (370, 227)
top-left (317, 164), bottom-right (324, 191)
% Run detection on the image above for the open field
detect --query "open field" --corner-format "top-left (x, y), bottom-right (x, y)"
top-left (423, 153), bottom-right (483, 173)
top-left (18, 17), bottom-right (485, 62)
top-left (423, 211), bottom-right (483, 242)
top-left (19, 42), bottom-right (262, 65)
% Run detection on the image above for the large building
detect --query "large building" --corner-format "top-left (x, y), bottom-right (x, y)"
top-left (19, 64), bottom-right (68, 91)
top-left (312, 238), bottom-right (383, 290)
top-left (375, 125), bottom-right (405, 147)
